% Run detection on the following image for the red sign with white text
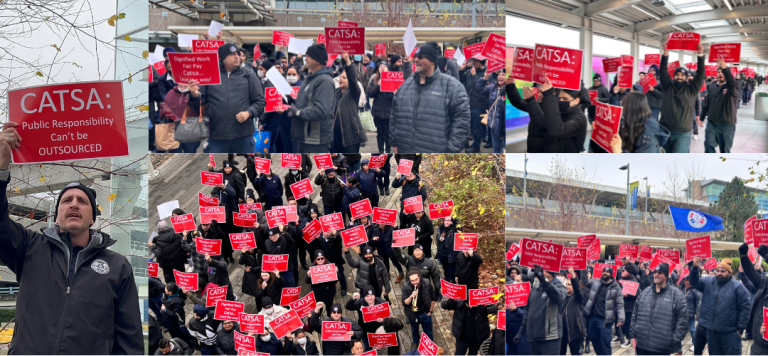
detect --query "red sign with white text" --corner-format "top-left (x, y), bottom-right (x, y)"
top-left (167, 52), bottom-right (221, 85)
top-left (753, 219), bottom-right (768, 248)
top-left (272, 30), bottom-right (294, 46)
top-left (173, 270), bottom-right (199, 291)
top-left (233, 213), bottom-right (258, 227)
top-left (417, 333), bottom-right (439, 356)
top-left (687, 235), bottom-right (712, 259)
top-left (639, 245), bottom-right (654, 262)
top-left (290, 178), bottom-right (314, 200)
top-left (313, 154), bottom-right (333, 170)
top-left (265, 87), bottom-right (282, 113)
top-left (372, 208), bottom-right (397, 225)
top-left (506, 282), bottom-right (531, 308)
top-left (281, 154), bottom-right (302, 169)
top-left (206, 286), bottom-right (227, 307)
top-left (350, 199), bottom-right (373, 220)
top-left (309, 264), bottom-right (338, 284)
top-left (289, 291), bottom-right (316, 318)
top-left (230, 232), bottom-right (256, 250)
top-left (441, 279), bottom-right (467, 300)
top-left (239, 203), bottom-right (263, 214)
top-left (593, 263), bottom-right (618, 279)
top-left (619, 244), bottom-right (640, 262)
top-left (533, 43), bottom-right (583, 90)
top-left (171, 214), bottom-right (196, 233)
top-left (239, 313), bottom-right (265, 334)
top-left (703, 257), bottom-right (718, 271)
top-left (341, 225), bottom-right (368, 247)
top-left (280, 287), bottom-right (302, 306)
top-left (591, 101), bottom-right (623, 152)
top-left (403, 196), bottom-right (423, 214)
top-left (361, 303), bottom-right (391, 323)
top-left (201, 171), bottom-right (223, 186)
top-left (561, 247), bottom-right (588, 270)
top-left (463, 42), bottom-right (486, 60)
top-left (617, 66), bottom-right (633, 88)
top-left (324, 27), bottom-right (365, 55)
top-left (428, 200), bottom-right (454, 220)
top-left (9, 81), bottom-right (130, 164)
top-left (302, 219), bottom-right (323, 243)
top-left (588, 90), bottom-right (598, 103)
top-left (480, 33), bottom-right (506, 63)
top-left (192, 40), bottom-right (225, 53)
top-left (520, 238), bottom-right (564, 272)
top-left (199, 206), bottom-right (226, 224)
top-left (317, 34), bottom-right (326, 45)
top-left (621, 55), bottom-right (634, 66)
top-left (645, 54), bottom-right (660, 66)
top-left (666, 32), bottom-right (701, 51)
top-left (602, 57), bottom-right (623, 73)
top-left (506, 243), bottom-right (520, 261)
top-left (266, 208), bottom-right (287, 229)
top-left (253, 157), bottom-right (271, 174)
top-left (397, 159), bottom-right (413, 176)
top-left (262, 254), bottom-right (289, 272)
top-left (648, 253), bottom-right (677, 271)
top-left (269, 309), bottom-right (303, 339)
top-left (199, 192), bottom-right (219, 207)
top-left (148, 262), bottom-right (158, 278)
top-left (319, 213), bottom-right (344, 233)
top-left (214, 300), bottom-right (245, 321)
top-left (746, 215), bottom-right (757, 245)
top-left (621, 280), bottom-right (639, 296)
top-left (381, 72), bottom-right (404, 92)
top-left (468, 286), bottom-right (499, 307)
top-left (657, 249), bottom-right (680, 264)
top-left (375, 43), bottom-right (387, 56)
top-left (511, 47), bottom-right (534, 82)
top-left (368, 333), bottom-right (398, 349)
top-left (234, 331), bottom-right (256, 352)
top-left (639, 72), bottom-right (658, 93)
top-left (195, 237), bottom-right (222, 255)
top-left (392, 228), bottom-right (416, 248)
top-left (368, 155), bottom-right (387, 169)
top-left (321, 321), bottom-right (352, 341)
top-left (338, 20), bottom-right (359, 27)
top-left (275, 206), bottom-right (298, 223)
top-left (498, 310), bottom-right (506, 330)
top-left (454, 233), bottom-right (479, 251)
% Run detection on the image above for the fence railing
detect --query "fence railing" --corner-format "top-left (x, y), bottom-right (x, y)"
top-left (0, 287), bottom-right (18, 295)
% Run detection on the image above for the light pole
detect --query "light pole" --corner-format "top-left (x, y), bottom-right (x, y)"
top-left (620, 164), bottom-right (630, 236)
top-left (523, 154), bottom-right (528, 209)
top-left (643, 177), bottom-right (648, 223)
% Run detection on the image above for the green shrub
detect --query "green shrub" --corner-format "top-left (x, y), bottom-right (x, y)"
top-left (0, 309), bottom-right (14, 323)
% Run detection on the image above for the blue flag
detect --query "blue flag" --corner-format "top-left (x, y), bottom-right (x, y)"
top-left (669, 206), bottom-right (724, 232)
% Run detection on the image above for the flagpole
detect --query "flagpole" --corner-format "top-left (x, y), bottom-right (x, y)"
top-left (523, 153), bottom-right (528, 209)
top-left (644, 177), bottom-right (648, 224)
top-left (619, 164), bottom-right (630, 236)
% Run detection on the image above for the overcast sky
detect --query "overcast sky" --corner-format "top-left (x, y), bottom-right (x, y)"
top-left (506, 154), bottom-right (767, 193)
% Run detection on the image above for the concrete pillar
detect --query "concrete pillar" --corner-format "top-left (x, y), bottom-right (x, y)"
top-left (630, 32), bottom-right (640, 84)
top-left (580, 18), bottom-right (594, 88)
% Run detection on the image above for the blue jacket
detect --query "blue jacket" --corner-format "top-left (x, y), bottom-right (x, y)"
top-left (689, 269), bottom-right (751, 333)
top-left (630, 116), bottom-right (670, 153)
top-left (475, 78), bottom-right (505, 140)
top-left (255, 333), bottom-right (284, 355)
top-left (341, 185), bottom-right (362, 213)
top-left (376, 225), bottom-right (396, 257)
top-left (355, 168), bottom-right (384, 197)
top-left (256, 174), bottom-right (283, 199)
top-left (680, 285), bottom-right (702, 319)
top-left (436, 217), bottom-right (460, 263)
top-left (391, 174), bottom-right (427, 208)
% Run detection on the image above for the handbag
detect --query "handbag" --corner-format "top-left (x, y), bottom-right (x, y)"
top-left (359, 109), bottom-right (376, 132)
top-left (155, 121), bottom-right (179, 151)
top-left (174, 102), bottom-right (209, 143)
top-left (253, 130), bottom-right (271, 154)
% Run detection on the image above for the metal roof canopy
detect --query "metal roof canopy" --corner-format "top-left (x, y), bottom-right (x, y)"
top-left (167, 26), bottom-right (500, 44)
top-left (150, 0), bottom-right (275, 22)
top-left (505, 227), bottom-right (741, 251)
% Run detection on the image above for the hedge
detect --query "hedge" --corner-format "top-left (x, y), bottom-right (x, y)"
top-left (0, 309), bottom-right (14, 323)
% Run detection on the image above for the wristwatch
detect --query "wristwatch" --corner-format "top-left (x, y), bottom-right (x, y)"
top-left (0, 169), bottom-right (9, 182)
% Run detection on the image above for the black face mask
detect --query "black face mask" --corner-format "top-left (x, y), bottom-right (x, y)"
top-left (558, 101), bottom-right (572, 113)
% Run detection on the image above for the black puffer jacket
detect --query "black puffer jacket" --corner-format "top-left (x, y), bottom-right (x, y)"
top-left (314, 172), bottom-right (343, 206)
top-left (518, 277), bottom-right (567, 342)
top-left (629, 282), bottom-right (689, 354)
top-left (345, 296), bottom-right (388, 334)
top-left (333, 62), bottom-right (368, 147)
top-left (406, 256), bottom-right (442, 295)
top-left (460, 65), bottom-right (488, 110)
top-left (525, 87), bottom-right (587, 153)
top-left (455, 252), bottom-right (483, 290)
top-left (582, 275), bottom-right (625, 324)
top-left (436, 218), bottom-right (460, 264)
top-left (309, 313), bottom-right (364, 356)
top-left (401, 277), bottom-right (436, 322)
top-left (306, 262), bottom-right (339, 302)
top-left (560, 276), bottom-right (586, 342)
top-left (389, 68), bottom-right (470, 153)
top-left (441, 299), bottom-right (498, 344)
top-left (215, 323), bottom-right (241, 355)
top-left (741, 255), bottom-right (768, 347)
top-left (153, 227), bottom-right (187, 268)
top-left (345, 253), bottom-right (391, 293)
top-left (367, 63), bottom-right (414, 120)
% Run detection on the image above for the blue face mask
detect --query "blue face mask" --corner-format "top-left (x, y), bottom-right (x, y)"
top-left (354, 55), bottom-right (362, 61)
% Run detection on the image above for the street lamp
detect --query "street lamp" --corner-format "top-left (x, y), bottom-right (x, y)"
top-left (643, 177), bottom-right (648, 223)
top-left (619, 164), bottom-right (629, 236)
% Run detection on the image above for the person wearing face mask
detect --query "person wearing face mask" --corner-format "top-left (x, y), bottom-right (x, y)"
top-left (310, 302), bottom-right (364, 355)
top-left (455, 249), bottom-right (483, 290)
top-left (264, 225), bottom-right (296, 287)
top-left (351, 54), bottom-right (367, 86)
top-left (256, 331), bottom-right (284, 355)
top-left (436, 216), bottom-right (460, 283)
top-left (345, 286), bottom-right (388, 348)
top-left (284, 330), bottom-right (319, 355)
top-left (256, 59), bottom-right (287, 153)
top-left (315, 168), bottom-right (344, 216)
top-left (284, 165), bottom-right (310, 205)
top-left (513, 264), bottom-right (566, 355)
top-left (700, 58), bottom-right (739, 153)
top-left (257, 297), bottom-right (289, 335)
top-left (579, 265), bottom-right (624, 356)
top-left (390, 41), bottom-right (470, 153)
top-left (276, 67), bottom-right (303, 153)
top-left (406, 244), bottom-right (442, 301)
top-left (658, 41), bottom-right (706, 153)
top-left (687, 254), bottom-right (751, 355)
top-left (521, 76), bottom-right (587, 153)
top-left (345, 246), bottom-right (391, 299)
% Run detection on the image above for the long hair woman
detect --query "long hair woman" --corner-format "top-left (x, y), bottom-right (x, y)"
top-left (610, 91), bottom-right (670, 153)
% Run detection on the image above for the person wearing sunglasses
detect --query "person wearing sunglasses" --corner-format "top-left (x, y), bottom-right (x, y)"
top-left (306, 250), bottom-right (341, 317)
top-left (309, 302), bottom-right (364, 355)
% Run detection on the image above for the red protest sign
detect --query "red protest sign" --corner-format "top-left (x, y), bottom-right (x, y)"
top-left (753, 219), bottom-right (768, 248)
top-left (200, 206), bottom-right (226, 224)
top-left (645, 54), bottom-right (660, 66)
top-left (201, 171), bottom-right (224, 186)
top-left (171, 214), bottom-right (196, 233)
top-left (520, 238), bottom-right (564, 272)
top-left (319, 213), bottom-right (344, 233)
top-left (533, 43), bottom-right (583, 90)
top-left (368, 155), bottom-right (387, 169)
top-left (253, 45), bottom-right (262, 61)
top-left (252, 157), bottom-right (271, 174)
top-left (593, 263), bottom-right (617, 279)
top-left (341, 225), bottom-right (368, 248)
top-left (289, 178), bottom-right (314, 200)
top-left (290, 86), bottom-right (300, 99)
top-left (590, 101), bottom-right (623, 152)
top-left (441, 279), bottom-right (467, 300)
top-left (310, 263), bottom-right (338, 284)
top-left (281, 154), bottom-right (302, 169)
top-left (648, 253), bottom-right (676, 271)
top-left (657, 249), bottom-right (680, 264)
top-left (148, 262), bottom-right (159, 278)
top-left (195, 237), bottom-right (222, 255)
top-left (667, 60), bottom-right (681, 78)
top-left (621, 55), bottom-right (634, 66)
top-left (639, 72), bottom-right (658, 93)
top-left (239, 313), bottom-right (265, 334)
top-left (511, 47), bottom-right (534, 82)
top-left (173, 270), bottom-right (199, 291)
top-left (577, 234), bottom-right (596, 247)
top-left (375, 43), bottom-right (387, 56)
top-left (686, 235), bottom-right (712, 259)
top-left (192, 39), bottom-right (225, 53)
top-left (428, 200), bottom-right (453, 220)
top-left (302, 219), bottom-right (323, 243)
top-left (666, 32), bottom-right (701, 51)
top-left (205, 285), bottom-right (228, 307)
top-left (749, 246), bottom-right (759, 264)
top-left (506, 282), bottom-right (531, 308)
top-left (577, 235), bottom-right (601, 261)
top-left (705, 65), bottom-right (719, 77)
top-left (214, 300), bottom-right (245, 321)
top-left (269, 309), bottom-right (303, 339)
top-left (397, 159), bottom-right (413, 175)
top-left (487, 59), bottom-right (504, 73)
top-left (703, 257), bottom-right (718, 271)
top-left (468, 286), bottom-right (499, 307)
top-left (617, 66), bottom-right (633, 88)
top-left (621, 280), bottom-right (640, 296)
top-left (321, 321), bottom-right (352, 341)
top-left (350, 199), bottom-right (373, 220)
top-left (746, 215), bottom-right (757, 245)
top-left (368, 333), bottom-right (398, 349)
top-left (498, 310), bottom-right (506, 330)
top-left (417, 333), bottom-right (439, 356)
top-left (280, 287), bottom-right (302, 306)
top-left (480, 33), bottom-right (506, 63)
top-left (239, 203), bottom-right (263, 213)
top-left (639, 245), bottom-right (653, 263)
top-left (372, 208), bottom-right (397, 225)
top-left (289, 291), bottom-right (317, 318)
top-left (362, 303), bottom-right (391, 323)
top-left (154, 61), bottom-right (166, 76)
top-left (403, 196), bottom-right (423, 214)
top-left (8, 81), bottom-right (129, 164)
top-left (275, 206), bottom-right (298, 223)
top-left (313, 154), bottom-right (333, 170)
top-left (588, 90), bottom-right (598, 103)
top-left (324, 27), bottom-right (365, 55)
top-left (209, 154), bottom-right (216, 167)
top-left (381, 72), bottom-right (404, 92)
top-left (317, 34), bottom-right (326, 45)
top-left (561, 247), bottom-right (588, 270)
top-left (392, 228), bottom-right (416, 248)
top-left (230, 232), bottom-right (256, 250)
top-left (444, 48), bottom-right (456, 58)
top-left (264, 87), bottom-right (283, 113)
top-left (763, 307), bottom-right (768, 342)
top-left (506, 243), bottom-right (520, 261)
top-left (338, 20), bottom-right (358, 27)
top-left (167, 52), bottom-right (221, 85)
top-left (234, 331), bottom-right (256, 352)
top-left (272, 30), bottom-right (294, 46)
top-left (233, 213), bottom-right (258, 227)
top-left (266, 208), bottom-right (287, 229)
top-left (619, 244), bottom-right (640, 262)
top-left (463, 42), bottom-right (486, 60)
top-left (602, 57), bottom-right (623, 73)
top-left (454, 233), bottom-right (479, 251)
top-left (262, 254), bottom-right (289, 272)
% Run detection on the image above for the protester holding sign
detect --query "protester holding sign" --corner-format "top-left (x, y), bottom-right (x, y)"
top-left (309, 302), bottom-right (364, 355)
top-left (700, 58), bottom-right (739, 153)
top-left (203, 254), bottom-right (236, 301)
top-left (679, 276), bottom-right (702, 353)
top-left (314, 168), bottom-right (344, 216)
top-left (455, 249), bottom-right (483, 291)
top-left (513, 264), bottom-right (566, 354)
top-left (460, 55), bottom-right (488, 153)
top-left (306, 250), bottom-right (342, 316)
top-left (390, 41), bottom-right (471, 153)
top-left (392, 171), bottom-right (428, 228)
top-left (521, 76), bottom-right (588, 153)
top-left (658, 41), bottom-right (706, 153)
top-left (406, 244), bottom-right (443, 301)
top-left (238, 246), bottom-right (265, 309)
top-left (441, 297), bottom-right (499, 355)
top-left (560, 267), bottom-right (586, 355)
top-left (610, 91), bottom-right (670, 153)
top-left (581, 264), bottom-right (625, 356)
top-left (474, 70), bottom-right (507, 153)
top-left (736, 243), bottom-right (768, 354)
top-left (616, 264), bottom-right (639, 348)
top-left (354, 159), bottom-right (385, 208)
top-left (255, 169), bottom-right (284, 211)
top-left (152, 220), bottom-right (188, 283)
top-left (367, 58), bottom-right (411, 153)
top-left (437, 216), bottom-right (461, 283)
top-left (402, 266), bottom-right (438, 349)
top-left (344, 285), bottom-right (389, 348)
top-left (587, 74), bottom-right (611, 124)
top-left (265, 225), bottom-right (297, 287)
top-left (345, 245), bottom-right (391, 298)
top-left (374, 221), bottom-right (405, 283)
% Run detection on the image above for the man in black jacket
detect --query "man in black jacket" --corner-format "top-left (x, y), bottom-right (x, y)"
top-left (314, 168), bottom-right (344, 215)
top-left (629, 263), bottom-right (688, 355)
top-left (658, 41), bottom-right (706, 153)
top-left (152, 223), bottom-right (187, 283)
top-left (402, 267), bottom-right (438, 348)
top-left (0, 127), bottom-right (143, 354)
top-left (391, 171), bottom-right (427, 229)
top-left (441, 298), bottom-right (499, 355)
top-left (455, 249), bottom-right (483, 290)
top-left (156, 337), bottom-right (193, 355)
top-left (738, 243), bottom-right (768, 354)
top-left (265, 225), bottom-right (296, 287)
top-left (188, 43), bottom-right (265, 153)
top-left (409, 210), bottom-right (434, 257)
top-left (309, 302), bottom-right (364, 355)
top-left (587, 74), bottom-right (610, 123)
top-left (284, 167), bottom-right (310, 205)
top-left (407, 244), bottom-right (442, 300)
top-left (701, 58), bottom-right (739, 153)
top-left (460, 57), bottom-right (488, 153)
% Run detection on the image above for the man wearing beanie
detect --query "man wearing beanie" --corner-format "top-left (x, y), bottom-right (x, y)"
top-left (514, 264), bottom-right (566, 355)
top-left (345, 285), bottom-right (388, 343)
top-left (188, 42), bottom-right (266, 153)
top-left (345, 244), bottom-right (391, 298)
top-left (314, 167), bottom-right (344, 216)
top-left (580, 264), bottom-right (624, 356)
top-left (188, 304), bottom-right (221, 354)
top-left (658, 40), bottom-right (707, 153)
top-left (616, 262), bottom-right (639, 348)
top-left (389, 41), bottom-right (470, 153)
top-left (629, 262), bottom-right (689, 355)
top-left (737, 243), bottom-right (768, 354)
top-left (460, 53), bottom-right (488, 153)
top-left (688, 254), bottom-right (751, 354)
top-left (401, 266), bottom-right (438, 348)
top-left (310, 301), bottom-right (364, 355)
top-left (276, 43), bottom-right (335, 152)
top-left (0, 139), bottom-right (143, 354)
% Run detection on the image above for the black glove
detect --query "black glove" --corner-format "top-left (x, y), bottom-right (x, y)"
top-left (283, 94), bottom-right (296, 105)
top-left (759, 245), bottom-right (768, 259)
top-left (533, 265), bottom-right (545, 283)
top-left (285, 105), bottom-right (299, 117)
top-left (739, 243), bottom-right (749, 256)
top-left (513, 333), bottom-right (522, 344)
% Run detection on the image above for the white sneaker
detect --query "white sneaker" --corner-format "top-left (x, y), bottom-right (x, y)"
top-left (693, 135), bottom-right (699, 140)
top-left (689, 345), bottom-right (695, 352)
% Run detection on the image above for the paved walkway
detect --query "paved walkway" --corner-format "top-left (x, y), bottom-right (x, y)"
top-left (576, 333), bottom-right (755, 355)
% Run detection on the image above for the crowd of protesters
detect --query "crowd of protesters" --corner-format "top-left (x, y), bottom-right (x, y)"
top-left (507, 41), bottom-right (766, 154)
top-left (148, 154), bottom-right (503, 355)
top-left (505, 241), bottom-right (768, 355)
top-left (149, 34), bottom-right (506, 154)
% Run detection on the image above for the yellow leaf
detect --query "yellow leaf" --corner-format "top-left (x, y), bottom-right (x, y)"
top-left (51, 44), bottom-right (60, 52)
top-left (106, 193), bottom-right (117, 202)
top-left (72, 62), bottom-right (81, 69)
top-left (127, 199), bottom-right (132, 203)
top-left (127, 74), bottom-right (132, 84)
top-left (35, 71), bottom-right (43, 77)
top-left (39, 175), bottom-right (45, 182)
top-left (124, 35), bottom-right (131, 42)
top-left (13, 186), bottom-right (19, 193)
top-left (492, 292), bottom-right (504, 301)
top-left (142, 50), bottom-right (149, 59)
top-left (98, 205), bottom-right (103, 212)
top-left (118, 13), bottom-right (126, 19)
top-left (39, 164), bottom-right (44, 169)
top-left (108, 15), bottom-right (116, 26)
